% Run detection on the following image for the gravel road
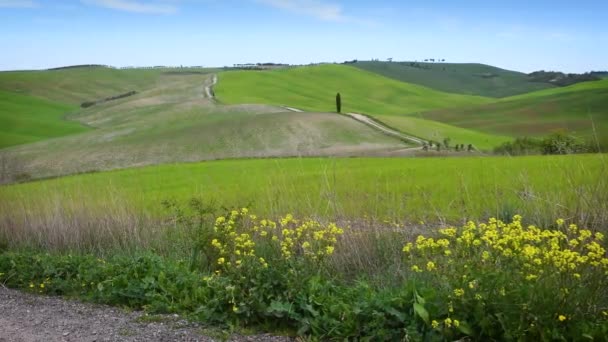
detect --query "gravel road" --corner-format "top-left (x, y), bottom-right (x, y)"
top-left (0, 287), bottom-right (292, 342)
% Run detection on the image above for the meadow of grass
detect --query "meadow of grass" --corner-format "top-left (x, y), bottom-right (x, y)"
top-left (374, 115), bottom-right (511, 150)
top-left (215, 64), bottom-right (491, 115)
top-left (0, 90), bottom-right (87, 148)
top-left (352, 61), bottom-right (555, 97)
top-left (0, 66), bottom-right (214, 104)
top-left (417, 79), bottom-right (608, 140)
top-left (1, 154), bottom-right (606, 252)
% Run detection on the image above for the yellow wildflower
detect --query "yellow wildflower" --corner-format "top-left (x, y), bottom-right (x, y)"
top-left (426, 261), bottom-right (436, 271)
top-left (453, 288), bottom-right (465, 297)
top-left (558, 315), bottom-right (567, 322)
top-left (444, 318), bottom-right (453, 328)
top-left (431, 320), bottom-right (439, 329)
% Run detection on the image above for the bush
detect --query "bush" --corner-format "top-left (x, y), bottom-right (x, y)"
top-left (495, 132), bottom-right (591, 156)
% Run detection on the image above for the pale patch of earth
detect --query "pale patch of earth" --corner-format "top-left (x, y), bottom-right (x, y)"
top-left (0, 287), bottom-right (292, 342)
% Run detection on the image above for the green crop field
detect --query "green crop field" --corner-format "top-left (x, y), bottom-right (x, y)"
top-left (2, 154), bottom-right (605, 233)
top-left (418, 79), bottom-right (608, 139)
top-left (0, 90), bottom-right (87, 148)
top-left (352, 61), bottom-right (555, 98)
top-left (215, 64), bottom-right (491, 115)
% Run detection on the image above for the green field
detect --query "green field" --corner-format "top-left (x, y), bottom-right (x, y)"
top-left (215, 64), bottom-right (491, 115)
top-left (352, 61), bottom-right (555, 98)
top-left (214, 64), bottom-right (516, 150)
top-left (0, 66), bottom-right (189, 104)
top-left (0, 90), bottom-right (87, 148)
top-left (2, 154), bottom-right (605, 234)
top-left (374, 115), bottom-right (511, 150)
top-left (418, 79), bottom-right (608, 139)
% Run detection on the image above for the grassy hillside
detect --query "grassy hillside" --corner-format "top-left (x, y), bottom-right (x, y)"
top-left (215, 64), bottom-right (491, 115)
top-left (0, 72), bottom-right (407, 181)
top-left (374, 115), bottom-right (511, 150)
top-left (1, 154), bottom-right (604, 230)
top-left (0, 90), bottom-right (87, 148)
top-left (215, 64), bottom-right (518, 149)
top-left (352, 61), bottom-right (555, 97)
top-left (417, 79), bottom-right (608, 139)
top-left (0, 66), bottom-right (215, 105)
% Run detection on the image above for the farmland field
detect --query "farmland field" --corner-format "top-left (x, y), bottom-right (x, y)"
top-left (0, 90), bottom-right (85, 148)
top-left (215, 64), bottom-right (492, 114)
top-left (417, 79), bottom-right (608, 139)
top-left (2, 154), bottom-right (606, 249)
top-left (352, 61), bottom-right (555, 97)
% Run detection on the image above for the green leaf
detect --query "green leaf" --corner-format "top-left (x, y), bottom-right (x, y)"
top-left (415, 293), bottom-right (426, 305)
top-left (266, 300), bottom-right (292, 318)
top-left (386, 307), bottom-right (406, 322)
top-left (457, 321), bottom-right (474, 336)
top-left (413, 303), bottom-right (429, 324)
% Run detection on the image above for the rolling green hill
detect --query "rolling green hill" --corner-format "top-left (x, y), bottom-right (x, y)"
top-left (0, 90), bottom-right (87, 148)
top-left (351, 61), bottom-right (555, 98)
top-left (0, 71), bottom-right (407, 181)
top-left (215, 64), bottom-right (491, 115)
top-left (215, 64), bottom-right (521, 149)
top-left (0, 66), bottom-right (215, 105)
top-left (417, 79), bottom-right (608, 139)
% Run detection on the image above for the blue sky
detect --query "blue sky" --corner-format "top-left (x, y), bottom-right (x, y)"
top-left (0, 0), bottom-right (606, 72)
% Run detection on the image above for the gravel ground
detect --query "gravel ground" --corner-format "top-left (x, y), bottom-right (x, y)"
top-left (0, 287), bottom-right (293, 342)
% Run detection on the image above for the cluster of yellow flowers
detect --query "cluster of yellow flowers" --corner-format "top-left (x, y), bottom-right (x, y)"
top-left (210, 209), bottom-right (344, 272)
top-left (404, 215), bottom-right (607, 278)
top-left (403, 215), bottom-right (608, 329)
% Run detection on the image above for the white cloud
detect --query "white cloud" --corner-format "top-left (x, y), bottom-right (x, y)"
top-left (255, 0), bottom-right (362, 23)
top-left (82, 0), bottom-right (178, 14)
top-left (0, 0), bottom-right (38, 8)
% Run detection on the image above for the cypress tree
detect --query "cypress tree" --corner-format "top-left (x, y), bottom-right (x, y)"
top-left (336, 93), bottom-right (342, 113)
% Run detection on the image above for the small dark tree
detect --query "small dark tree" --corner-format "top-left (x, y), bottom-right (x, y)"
top-left (443, 137), bottom-right (451, 149)
top-left (467, 144), bottom-right (473, 152)
top-left (336, 93), bottom-right (342, 113)
top-left (455, 144), bottom-right (460, 152)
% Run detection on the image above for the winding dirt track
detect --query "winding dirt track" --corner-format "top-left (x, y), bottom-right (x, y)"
top-left (345, 112), bottom-right (425, 145)
top-left (204, 75), bottom-right (218, 99)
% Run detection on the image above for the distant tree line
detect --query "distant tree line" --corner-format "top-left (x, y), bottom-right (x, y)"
top-left (527, 71), bottom-right (601, 87)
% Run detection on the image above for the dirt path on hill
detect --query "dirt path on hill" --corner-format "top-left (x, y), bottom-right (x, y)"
top-left (204, 75), bottom-right (218, 99)
top-left (345, 113), bottom-right (425, 145)
top-left (0, 287), bottom-right (291, 342)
